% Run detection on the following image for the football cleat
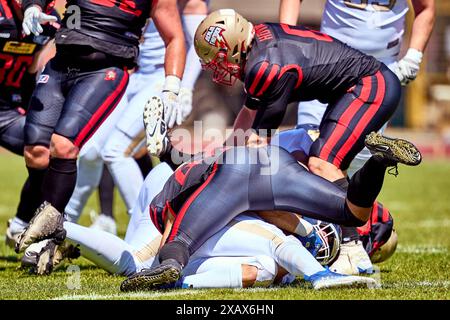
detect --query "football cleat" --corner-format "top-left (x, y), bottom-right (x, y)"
top-left (365, 132), bottom-right (422, 167)
top-left (120, 259), bottom-right (182, 292)
top-left (143, 96), bottom-right (169, 157)
top-left (305, 268), bottom-right (378, 290)
top-left (21, 240), bottom-right (80, 275)
top-left (330, 240), bottom-right (374, 275)
top-left (5, 219), bottom-right (23, 249)
top-left (15, 202), bottom-right (66, 253)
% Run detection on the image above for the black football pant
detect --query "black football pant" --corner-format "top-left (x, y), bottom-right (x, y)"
top-left (163, 146), bottom-right (368, 263)
top-left (310, 64), bottom-right (400, 170)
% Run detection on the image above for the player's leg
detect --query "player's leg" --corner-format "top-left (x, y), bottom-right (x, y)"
top-left (45, 66), bottom-right (129, 213)
top-left (308, 65), bottom-right (401, 179)
top-left (102, 71), bottom-right (164, 213)
top-left (23, 58), bottom-right (65, 220)
top-left (64, 87), bottom-right (130, 222)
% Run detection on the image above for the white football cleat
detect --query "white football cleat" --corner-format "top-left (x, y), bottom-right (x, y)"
top-left (89, 212), bottom-right (117, 235)
top-left (143, 96), bottom-right (169, 157)
top-left (15, 202), bottom-right (66, 253)
top-left (306, 268), bottom-right (378, 290)
top-left (330, 240), bottom-right (374, 275)
top-left (21, 239), bottom-right (80, 275)
top-left (5, 219), bottom-right (26, 249)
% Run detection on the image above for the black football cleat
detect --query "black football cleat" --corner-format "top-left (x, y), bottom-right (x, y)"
top-left (365, 132), bottom-right (422, 169)
top-left (120, 259), bottom-right (182, 292)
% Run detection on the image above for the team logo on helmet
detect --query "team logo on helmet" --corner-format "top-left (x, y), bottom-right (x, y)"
top-left (203, 26), bottom-right (230, 49)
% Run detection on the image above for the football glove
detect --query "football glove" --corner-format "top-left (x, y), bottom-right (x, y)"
top-left (22, 6), bottom-right (58, 36)
top-left (394, 48), bottom-right (423, 86)
top-left (161, 75), bottom-right (183, 128)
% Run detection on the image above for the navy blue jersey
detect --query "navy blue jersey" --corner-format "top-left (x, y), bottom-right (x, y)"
top-left (244, 23), bottom-right (381, 130)
top-left (0, 2), bottom-right (59, 109)
top-left (24, 0), bottom-right (153, 61)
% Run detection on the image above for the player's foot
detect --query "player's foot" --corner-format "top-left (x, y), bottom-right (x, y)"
top-left (365, 132), bottom-right (422, 167)
top-left (143, 96), bottom-right (169, 157)
top-left (21, 239), bottom-right (80, 275)
top-left (305, 268), bottom-right (378, 290)
top-left (330, 240), bottom-right (374, 275)
top-left (89, 211), bottom-right (117, 235)
top-left (15, 202), bottom-right (66, 253)
top-left (5, 218), bottom-right (27, 249)
top-left (120, 259), bottom-right (182, 292)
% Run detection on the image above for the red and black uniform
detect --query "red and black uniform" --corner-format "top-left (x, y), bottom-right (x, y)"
top-left (151, 146), bottom-right (378, 265)
top-left (244, 23), bottom-right (401, 170)
top-left (0, 0), bottom-right (58, 154)
top-left (22, 0), bottom-right (154, 148)
top-left (357, 202), bottom-right (394, 257)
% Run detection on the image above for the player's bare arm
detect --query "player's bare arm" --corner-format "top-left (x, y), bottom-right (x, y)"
top-left (279, 0), bottom-right (302, 25)
top-left (395, 0), bottom-right (435, 85)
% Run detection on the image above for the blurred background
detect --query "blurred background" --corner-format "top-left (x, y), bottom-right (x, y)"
top-left (51, 0), bottom-right (450, 157)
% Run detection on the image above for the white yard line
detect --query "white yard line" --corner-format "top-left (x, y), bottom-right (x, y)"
top-left (385, 280), bottom-right (450, 289)
top-left (396, 245), bottom-right (448, 254)
top-left (54, 289), bottom-right (207, 300)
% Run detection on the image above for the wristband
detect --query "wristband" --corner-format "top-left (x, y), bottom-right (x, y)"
top-left (163, 75), bottom-right (181, 95)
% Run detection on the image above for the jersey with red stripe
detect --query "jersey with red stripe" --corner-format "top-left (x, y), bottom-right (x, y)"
top-left (24, 0), bottom-right (153, 61)
top-left (0, 1), bottom-right (58, 109)
top-left (150, 159), bottom-right (216, 233)
top-left (357, 202), bottom-right (394, 257)
top-left (244, 23), bottom-right (381, 130)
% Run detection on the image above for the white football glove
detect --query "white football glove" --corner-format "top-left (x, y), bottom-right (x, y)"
top-left (22, 6), bottom-right (58, 36)
top-left (178, 87), bottom-right (193, 121)
top-left (394, 48), bottom-right (423, 86)
top-left (161, 75), bottom-right (183, 129)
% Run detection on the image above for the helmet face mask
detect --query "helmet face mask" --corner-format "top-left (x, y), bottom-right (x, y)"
top-left (313, 222), bottom-right (341, 266)
top-left (200, 50), bottom-right (241, 86)
top-left (195, 9), bottom-right (254, 86)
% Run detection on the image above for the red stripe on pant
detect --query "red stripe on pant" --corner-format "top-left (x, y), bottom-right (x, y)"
top-left (73, 70), bottom-right (129, 148)
top-left (319, 76), bottom-right (372, 166)
top-left (333, 71), bottom-right (386, 166)
top-left (168, 163), bottom-right (219, 242)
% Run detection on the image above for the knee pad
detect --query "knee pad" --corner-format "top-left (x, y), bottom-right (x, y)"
top-left (80, 143), bottom-right (101, 163)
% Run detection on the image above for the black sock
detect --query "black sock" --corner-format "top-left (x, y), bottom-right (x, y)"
top-left (42, 158), bottom-right (77, 213)
top-left (15, 167), bottom-right (47, 222)
top-left (98, 165), bottom-right (114, 218)
top-left (159, 241), bottom-right (190, 267)
top-left (333, 178), bottom-right (360, 242)
top-left (135, 154), bottom-right (153, 177)
top-left (160, 144), bottom-right (194, 171)
top-left (347, 157), bottom-right (387, 208)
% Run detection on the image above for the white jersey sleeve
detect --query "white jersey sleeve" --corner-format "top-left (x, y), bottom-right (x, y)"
top-left (321, 0), bottom-right (409, 60)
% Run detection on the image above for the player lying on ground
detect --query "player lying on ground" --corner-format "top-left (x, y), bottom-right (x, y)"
top-left (16, 163), bottom-right (377, 290)
top-left (1, 0), bottom-right (58, 247)
top-left (34, 95), bottom-right (419, 291)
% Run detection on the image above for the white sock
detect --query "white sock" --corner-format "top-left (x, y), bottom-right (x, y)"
top-left (181, 14), bottom-right (206, 90)
top-left (64, 221), bottom-right (138, 276)
top-left (294, 218), bottom-right (314, 237)
top-left (274, 240), bottom-right (324, 277)
top-left (65, 151), bottom-right (104, 222)
top-left (9, 217), bottom-right (29, 234)
top-left (181, 261), bottom-right (243, 289)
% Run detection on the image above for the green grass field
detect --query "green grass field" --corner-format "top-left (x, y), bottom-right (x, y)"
top-left (0, 153), bottom-right (449, 300)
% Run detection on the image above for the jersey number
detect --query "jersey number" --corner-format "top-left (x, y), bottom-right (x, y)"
top-left (281, 24), bottom-right (333, 42)
top-left (0, 53), bottom-right (33, 88)
top-left (344, 0), bottom-right (397, 11)
top-left (90, 0), bottom-right (142, 17)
